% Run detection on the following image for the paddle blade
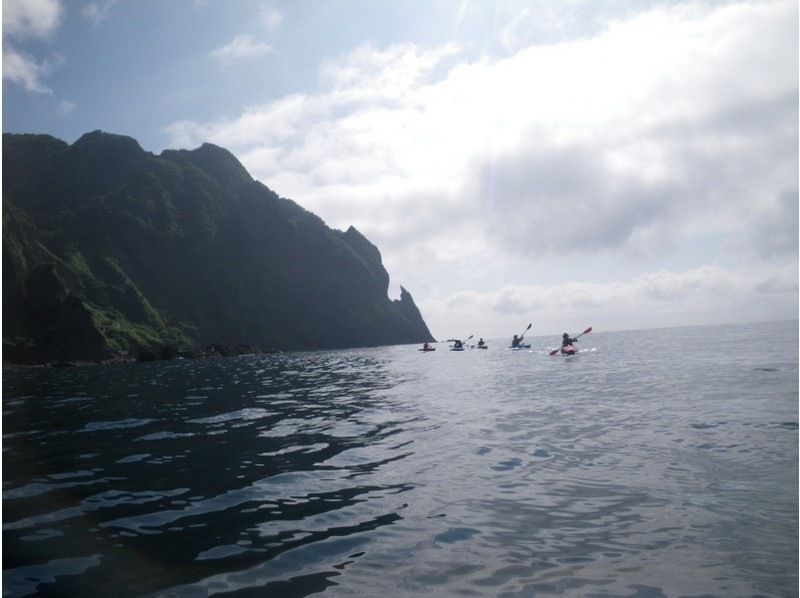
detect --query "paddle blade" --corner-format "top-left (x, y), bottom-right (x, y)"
top-left (549, 348), bottom-right (559, 355)
top-left (581, 326), bottom-right (592, 335)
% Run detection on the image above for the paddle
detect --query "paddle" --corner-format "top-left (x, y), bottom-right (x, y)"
top-left (549, 327), bottom-right (592, 355)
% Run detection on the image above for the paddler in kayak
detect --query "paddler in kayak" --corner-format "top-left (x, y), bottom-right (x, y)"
top-left (561, 333), bottom-right (578, 355)
top-left (477, 338), bottom-right (486, 349)
top-left (510, 323), bottom-right (532, 348)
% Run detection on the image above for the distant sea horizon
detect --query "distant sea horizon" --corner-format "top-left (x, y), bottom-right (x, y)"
top-left (455, 317), bottom-right (799, 346)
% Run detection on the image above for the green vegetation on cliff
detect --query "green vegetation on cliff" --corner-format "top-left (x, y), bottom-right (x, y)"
top-left (3, 131), bottom-right (434, 363)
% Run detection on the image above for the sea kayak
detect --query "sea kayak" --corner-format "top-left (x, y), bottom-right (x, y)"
top-left (510, 344), bottom-right (531, 349)
top-left (558, 345), bottom-right (576, 356)
top-left (418, 347), bottom-right (436, 352)
top-left (450, 347), bottom-right (465, 351)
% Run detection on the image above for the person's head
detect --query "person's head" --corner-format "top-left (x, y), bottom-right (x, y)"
top-left (563, 333), bottom-right (569, 339)
top-left (513, 334), bottom-right (518, 339)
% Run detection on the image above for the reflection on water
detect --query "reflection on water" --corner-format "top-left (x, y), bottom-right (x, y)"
top-left (3, 321), bottom-right (798, 596)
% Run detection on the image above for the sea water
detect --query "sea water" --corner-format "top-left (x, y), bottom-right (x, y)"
top-left (3, 320), bottom-right (798, 597)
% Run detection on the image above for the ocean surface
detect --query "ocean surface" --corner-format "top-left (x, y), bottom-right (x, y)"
top-left (3, 321), bottom-right (798, 597)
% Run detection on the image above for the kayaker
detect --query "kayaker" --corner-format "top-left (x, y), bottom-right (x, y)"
top-left (511, 334), bottom-right (522, 348)
top-left (453, 339), bottom-right (464, 349)
top-left (477, 338), bottom-right (486, 348)
top-left (422, 342), bottom-right (430, 350)
top-left (560, 333), bottom-right (578, 355)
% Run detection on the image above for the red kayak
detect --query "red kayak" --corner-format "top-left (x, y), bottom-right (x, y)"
top-left (549, 328), bottom-right (592, 356)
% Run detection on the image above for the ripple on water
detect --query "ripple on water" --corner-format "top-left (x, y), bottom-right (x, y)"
top-left (81, 419), bottom-right (155, 432)
top-left (2, 322), bottom-right (797, 597)
top-left (188, 408), bottom-right (275, 425)
top-left (3, 556), bottom-right (102, 598)
top-left (134, 431), bottom-right (195, 442)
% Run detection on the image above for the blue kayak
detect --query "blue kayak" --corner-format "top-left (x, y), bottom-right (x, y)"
top-left (510, 344), bottom-right (531, 349)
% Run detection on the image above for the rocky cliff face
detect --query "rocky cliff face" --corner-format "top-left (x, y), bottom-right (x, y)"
top-left (3, 131), bottom-right (435, 363)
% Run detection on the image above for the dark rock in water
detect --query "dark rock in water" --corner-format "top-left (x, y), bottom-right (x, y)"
top-left (3, 131), bottom-right (435, 364)
top-left (137, 345), bottom-right (180, 362)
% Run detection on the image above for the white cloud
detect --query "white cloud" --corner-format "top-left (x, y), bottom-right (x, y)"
top-left (2, 0), bottom-right (63, 94)
top-left (424, 263), bottom-right (799, 337)
top-left (58, 99), bottom-right (76, 116)
top-left (206, 4), bottom-right (281, 65)
top-left (2, 45), bottom-right (53, 94)
top-left (3, 0), bottom-right (62, 39)
top-left (166, 0), bottom-right (798, 333)
top-left (260, 4), bottom-right (282, 32)
top-left (82, 0), bottom-right (118, 25)
top-left (499, 4), bottom-right (575, 51)
top-left (210, 34), bottom-right (273, 63)
top-left (172, 2), bottom-right (797, 251)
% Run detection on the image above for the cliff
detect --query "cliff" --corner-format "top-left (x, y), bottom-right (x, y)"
top-left (2, 131), bottom-right (435, 363)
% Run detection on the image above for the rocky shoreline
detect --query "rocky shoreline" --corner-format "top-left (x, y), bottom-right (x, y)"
top-left (3, 343), bottom-right (284, 368)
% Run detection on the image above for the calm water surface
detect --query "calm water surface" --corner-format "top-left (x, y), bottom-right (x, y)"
top-left (3, 321), bottom-right (798, 596)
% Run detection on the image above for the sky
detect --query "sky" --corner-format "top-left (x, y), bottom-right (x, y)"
top-left (3, 0), bottom-right (798, 340)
